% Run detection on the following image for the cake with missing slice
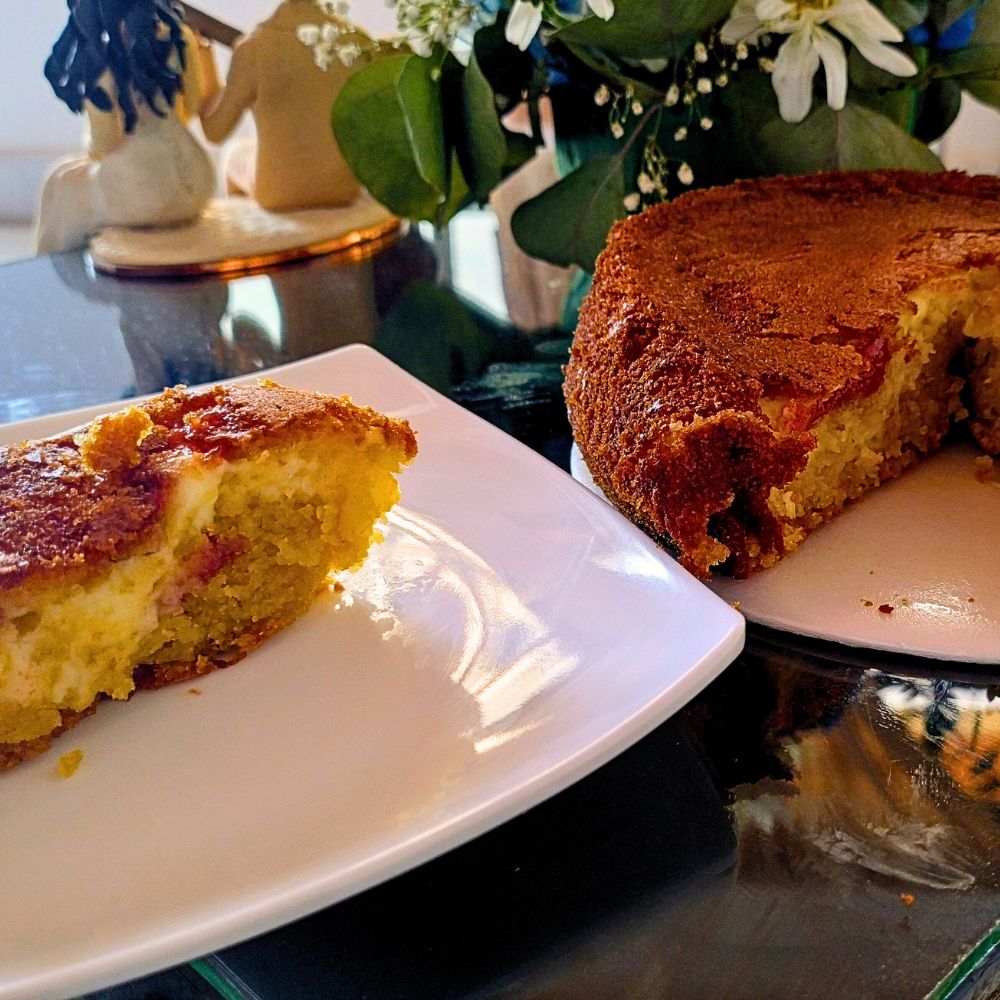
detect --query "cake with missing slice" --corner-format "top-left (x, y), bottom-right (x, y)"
top-left (0, 379), bottom-right (417, 769)
top-left (566, 170), bottom-right (1000, 578)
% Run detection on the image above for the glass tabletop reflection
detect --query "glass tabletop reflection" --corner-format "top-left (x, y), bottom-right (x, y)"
top-left (1, 221), bottom-right (998, 1000)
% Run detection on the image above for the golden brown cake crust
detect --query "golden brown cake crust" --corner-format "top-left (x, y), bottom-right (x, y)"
top-left (0, 380), bottom-right (417, 593)
top-left (566, 170), bottom-right (1000, 577)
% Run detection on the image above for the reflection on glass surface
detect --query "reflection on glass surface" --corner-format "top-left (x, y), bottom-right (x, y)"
top-left (6, 219), bottom-right (1000, 999)
top-left (730, 663), bottom-right (1000, 894)
top-left (0, 231), bottom-right (438, 425)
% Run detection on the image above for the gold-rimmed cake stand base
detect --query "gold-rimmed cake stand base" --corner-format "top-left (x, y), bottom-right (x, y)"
top-left (88, 196), bottom-right (402, 278)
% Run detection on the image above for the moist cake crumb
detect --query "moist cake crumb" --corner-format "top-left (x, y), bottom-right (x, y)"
top-left (567, 170), bottom-right (1000, 577)
top-left (0, 380), bottom-right (417, 770)
top-left (57, 749), bottom-right (83, 778)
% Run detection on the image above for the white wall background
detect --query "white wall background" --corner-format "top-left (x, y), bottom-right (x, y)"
top-left (0, 0), bottom-right (397, 221)
top-left (0, 2), bottom-right (996, 222)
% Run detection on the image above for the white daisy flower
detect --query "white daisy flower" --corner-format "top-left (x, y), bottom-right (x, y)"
top-left (586, 0), bottom-right (615, 21)
top-left (505, 0), bottom-right (542, 50)
top-left (720, 0), bottom-right (917, 123)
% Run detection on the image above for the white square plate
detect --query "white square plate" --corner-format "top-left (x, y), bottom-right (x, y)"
top-left (571, 442), bottom-right (1000, 663)
top-left (0, 345), bottom-right (743, 1000)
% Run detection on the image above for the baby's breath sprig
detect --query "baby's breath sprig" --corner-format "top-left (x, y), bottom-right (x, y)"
top-left (300, 0), bottom-right (489, 69)
top-left (596, 82), bottom-right (646, 141)
top-left (622, 132), bottom-right (694, 214)
top-left (297, 0), bottom-right (387, 68)
top-left (672, 29), bottom-right (735, 118)
top-left (393, 0), bottom-right (491, 61)
top-left (597, 30), bottom-right (737, 215)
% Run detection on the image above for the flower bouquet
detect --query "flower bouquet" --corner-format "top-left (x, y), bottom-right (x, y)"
top-left (316, 0), bottom-right (999, 271)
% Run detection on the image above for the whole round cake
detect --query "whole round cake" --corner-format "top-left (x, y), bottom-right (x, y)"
top-left (565, 170), bottom-right (1000, 578)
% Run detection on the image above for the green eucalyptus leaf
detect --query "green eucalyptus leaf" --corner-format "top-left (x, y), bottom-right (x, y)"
top-left (964, 76), bottom-right (1000, 105)
top-left (554, 0), bottom-right (732, 61)
top-left (880, 0), bottom-right (930, 30)
top-left (758, 101), bottom-right (944, 173)
top-left (398, 56), bottom-right (449, 195)
top-left (511, 155), bottom-right (625, 271)
top-left (972, 0), bottom-right (1000, 43)
top-left (932, 44), bottom-right (1000, 107)
top-left (458, 49), bottom-right (507, 202)
top-left (848, 46), bottom-right (914, 91)
top-left (913, 77), bottom-right (964, 140)
top-left (331, 54), bottom-right (448, 222)
top-left (439, 149), bottom-right (471, 226)
top-left (932, 43), bottom-right (1000, 77)
top-left (718, 69), bottom-right (784, 174)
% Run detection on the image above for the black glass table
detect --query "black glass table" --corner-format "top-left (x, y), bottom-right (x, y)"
top-left (2, 222), bottom-right (998, 1000)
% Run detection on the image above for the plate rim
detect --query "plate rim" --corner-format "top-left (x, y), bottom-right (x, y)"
top-left (569, 440), bottom-right (998, 665)
top-left (1, 345), bottom-right (744, 1000)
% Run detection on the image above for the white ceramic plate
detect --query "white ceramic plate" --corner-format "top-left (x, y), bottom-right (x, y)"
top-left (0, 346), bottom-right (744, 1000)
top-left (571, 443), bottom-right (1000, 663)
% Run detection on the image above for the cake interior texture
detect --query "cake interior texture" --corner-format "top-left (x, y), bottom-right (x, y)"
top-left (761, 266), bottom-right (1000, 564)
top-left (0, 382), bottom-right (416, 768)
top-left (565, 170), bottom-right (1000, 578)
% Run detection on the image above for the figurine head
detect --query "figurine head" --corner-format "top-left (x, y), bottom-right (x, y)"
top-left (45, 0), bottom-right (188, 133)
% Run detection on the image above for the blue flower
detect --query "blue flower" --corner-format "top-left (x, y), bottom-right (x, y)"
top-left (906, 1), bottom-right (983, 51)
top-left (937, 5), bottom-right (980, 50)
top-left (905, 22), bottom-right (931, 46)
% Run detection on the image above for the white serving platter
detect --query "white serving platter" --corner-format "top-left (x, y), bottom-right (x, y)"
top-left (0, 346), bottom-right (744, 1000)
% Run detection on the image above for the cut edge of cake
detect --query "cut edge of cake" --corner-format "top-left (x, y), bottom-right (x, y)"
top-left (0, 379), bottom-right (417, 770)
top-left (566, 171), bottom-right (1000, 580)
top-left (757, 266), bottom-right (1000, 565)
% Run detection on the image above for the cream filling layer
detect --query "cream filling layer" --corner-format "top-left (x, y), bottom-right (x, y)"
top-left (0, 459), bottom-right (225, 744)
top-left (765, 267), bottom-right (1000, 551)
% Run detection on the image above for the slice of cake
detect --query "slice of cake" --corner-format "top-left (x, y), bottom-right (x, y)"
top-left (0, 379), bottom-right (417, 770)
top-left (566, 170), bottom-right (1000, 578)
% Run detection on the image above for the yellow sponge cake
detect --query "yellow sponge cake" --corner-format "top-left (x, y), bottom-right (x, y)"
top-left (566, 170), bottom-right (1000, 578)
top-left (0, 379), bottom-right (417, 769)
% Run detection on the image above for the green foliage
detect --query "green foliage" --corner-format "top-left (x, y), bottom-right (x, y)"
top-left (511, 155), bottom-right (626, 271)
top-left (972, 0), bottom-right (1000, 43)
top-left (330, 0), bottom-right (989, 272)
top-left (456, 49), bottom-right (507, 202)
top-left (758, 102), bottom-right (944, 174)
top-left (332, 55), bottom-right (451, 223)
top-left (931, 45), bottom-right (1000, 107)
top-left (555, 0), bottom-right (731, 60)
top-left (880, 0), bottom-right (931, 30)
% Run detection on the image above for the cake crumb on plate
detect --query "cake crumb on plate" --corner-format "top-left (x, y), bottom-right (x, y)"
top-left (57, 749), bottom-right (84, 778)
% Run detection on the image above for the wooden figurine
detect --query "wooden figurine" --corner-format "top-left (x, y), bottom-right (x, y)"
top-left (199, 0), bottom-right (376, 212)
